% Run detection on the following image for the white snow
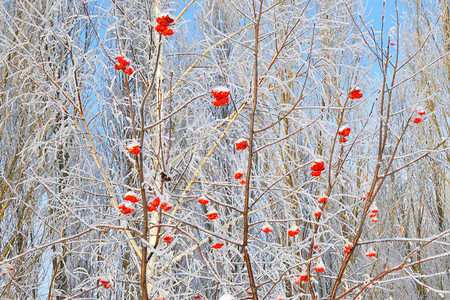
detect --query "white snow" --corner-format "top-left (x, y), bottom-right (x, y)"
top-left (125, 191), bottom-right (139, 198)
top-left (218, 294), bottom-right (235, 300)
top-left (206, 208), bottom-right (218, 215)
top-left (157, 11), bottom-right (175, 20)
top-left (289, 225), bottom-right (299, 231)
top-left (315, 258), bottom-right (324, 268)
top-left (262, 224), bottom-right (273, 231)
top-left (211, 86), bottom-right (230, 93)
top-left (119, 202), bottom-right (134, 209)
top-left (415, 107), bottom-right (425, 114)
top-left (126, 141), bottom-right (140, 148)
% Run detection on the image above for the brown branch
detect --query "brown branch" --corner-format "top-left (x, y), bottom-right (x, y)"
top-left (242, 1), bottom-right (264, 298)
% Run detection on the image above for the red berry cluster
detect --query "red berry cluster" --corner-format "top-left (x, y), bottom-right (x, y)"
top-left (343, 241), bottom-right (353, 254)
top-left (211, 86), bottom-right (230, 106)
top-left (337, 125), bottom-right (351, 143)
top-left (233, 165), bottom-right (246, 186)
top-left (155, 14), bottom-right (174, 36)
top-left (118, 202), bottom-right (134, 214)
top-left (413, 108), bottom-right (426, 123)
top-left (99, 278), bottom-right (111, 289)
top-left (299, 271), bottom-right (308, 282)
top-left (124, 191), bottom-right (139, 203)
top-left (147, 196), bottom-right (160, 212)
top-left (234, 169), bottom-right (244, 180)
top-left (126, 142), bottom-right (141, 155)
top-left (234, 168), bottom-right (248, 185)
top-left (206, 209), bottom-right (218, 220)
top-left (163, 232), bottom-right (174, 244)
top-left (348, 87), bottom-right (362, 99)
top-left (198, 197), bottom-right (209, 205)
top-left (1, 265), bottom-right (14, 276)
top-left (147, 196), bottom-right (172, 212)
top-left (287, 225), bottom-right (300, 237)
top-left (119, 192), bottom-right (138, 214)
top-left (366, 248), bottom-right (377, 257)
top-left (261, 224), bottom-right (273, 233)
top-left (318, 196), bottom-right (328, 204)
top-left (310, 159), bottom-right (325, 177)
top-left (313, 258), bottom-right (325, 272)
top-left (160, 200), bottom-right (173, 211)
top-left (369, 203), bottom-right (378, 223)
top-left (235, 138), bottom-right (248, 150)
top-left (211, 241), bottom-right (224, 249)
top-left (114, 55), bottom-right (133, 75)
top-left (294, 270), bottom-right (308, 283)
top-left (348, 87), bottom-right (363, 99)
top-left (314, 207), bottom-right (322, 218)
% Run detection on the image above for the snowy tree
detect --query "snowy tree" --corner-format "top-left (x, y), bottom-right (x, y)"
top-left (0, 0), bottom-right (448, 299)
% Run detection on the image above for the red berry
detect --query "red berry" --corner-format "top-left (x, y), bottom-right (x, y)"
top-left (206, 209), bottom-right (218, 220)
top-left (198, 198), bottom-right (209, 205)
top-left (318, 196), bottom-right (328, 204)
top-left (235, 139), bottom-right (248, 150)
top-left (211, 242), bottom-right (224, 249)
top-left (288, 226), bottom-right (300, 237)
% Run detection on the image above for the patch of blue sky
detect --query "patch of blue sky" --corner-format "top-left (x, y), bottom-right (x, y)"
top-left (366, 0), bottom-right (400, 35)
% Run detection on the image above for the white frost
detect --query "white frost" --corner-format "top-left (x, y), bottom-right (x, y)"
top-left (157, 11), bottom-right (175, 20)
top-left (211, 86), bottom-right (230, 93)
top-left (218, 294), bottom-right (235, 300)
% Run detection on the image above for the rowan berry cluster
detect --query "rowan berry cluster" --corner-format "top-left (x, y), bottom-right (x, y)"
top-left (211, 86), bottom-right (230, 106)
top-left (287, 225), bottom-right (300, 237)
top-left (313, 258), bottom-right (325, 272)
top-left (338, 125), bottom-right (351, 143)
top-left (155, 13), bottom-right (174, 36)
top-left (126, 142), bottom-right (141, 155)
top-left (343, 240), bottom-right (353, 254)
top-left (235, 138), bottom-right (248, 151)
top-left (114, 55), bottom-right (133, 74)
top-left (118, 202), bottom-right (135, 214)
top-left (369, 202), bottom-right (378, 223)
top-left (413, 108), bottom-right (426, 123)
top-left (348, 86), bottom-right (363, 99)
top-left (366, 248), bottom-right (377, 257)
top-left (99, 278), bottom-right (112, 289)
top-left (310, 159), bottom-right (325, 177)
top-left (261, 224), bottom-right (273, 233)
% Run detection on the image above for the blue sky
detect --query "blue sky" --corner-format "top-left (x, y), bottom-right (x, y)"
top-left (365, 0), bottom-right (400, 35)
top-left (175, 0), bottom-right (403, 39)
